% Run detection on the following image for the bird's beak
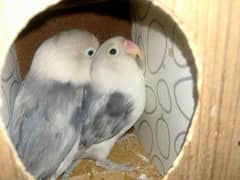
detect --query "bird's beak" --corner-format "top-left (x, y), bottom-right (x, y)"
top-left (123, 40), bottom-right (143, 61)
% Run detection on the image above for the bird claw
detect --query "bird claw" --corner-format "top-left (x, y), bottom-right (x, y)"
top-left (96, 159), bottom-right (139, 171)
top-left (61, 173), bottom-right (71, 180)
top-left (61, 159), bottom-right (81, 180)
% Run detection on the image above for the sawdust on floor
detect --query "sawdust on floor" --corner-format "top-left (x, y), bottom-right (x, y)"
top-left (67, 133), bottom-right (162, 180)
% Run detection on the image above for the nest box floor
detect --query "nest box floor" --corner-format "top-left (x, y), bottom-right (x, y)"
top-left (67, 133), bottom-right (161, 180)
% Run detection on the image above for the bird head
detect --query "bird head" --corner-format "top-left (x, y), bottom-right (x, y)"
top-left (29, 29), bottom-right (99, 85)
top-left (93, 37), bottom-right (143, 68)
top-left (91, 36), bottom-right (144, 93)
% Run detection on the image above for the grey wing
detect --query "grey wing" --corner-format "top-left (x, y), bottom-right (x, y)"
top-left (8, 83), bottom-right (31, 146)
top-left (80, 89), bottom-right (133, 148)
top-left (8, 82), bottom-right (84, 179)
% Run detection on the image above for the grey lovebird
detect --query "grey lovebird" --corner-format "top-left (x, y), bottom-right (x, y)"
top-left (8, 29), bottom-right (99, 180)
top-left (63, 37), bottom-right (145, 178)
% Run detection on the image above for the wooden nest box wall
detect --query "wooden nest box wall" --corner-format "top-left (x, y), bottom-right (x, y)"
top-left (0, 0), bottom-right (239, 179)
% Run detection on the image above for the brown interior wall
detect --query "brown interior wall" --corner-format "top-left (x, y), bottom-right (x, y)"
top-left (15, 0), bottom-right (131, 78)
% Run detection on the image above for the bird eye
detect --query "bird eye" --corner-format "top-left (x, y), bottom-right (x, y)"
top-left (85, 48), bottom-right (96, 57)
top-left (108, 47), bottom-right (119, 56)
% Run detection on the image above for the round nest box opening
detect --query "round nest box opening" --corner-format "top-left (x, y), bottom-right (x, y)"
top-left (0, 0), bottom-right (199, 179)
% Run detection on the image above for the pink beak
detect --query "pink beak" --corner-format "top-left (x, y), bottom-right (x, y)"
top-left (123, 39), bottom-right (142, 60)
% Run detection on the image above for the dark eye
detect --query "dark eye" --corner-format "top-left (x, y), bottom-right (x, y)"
top-left (85, 48), bottom-right (95, 57)
top-left (108, 47), bottom-right (119, 56)
top-left (88, 50), bottom-right (94, 56)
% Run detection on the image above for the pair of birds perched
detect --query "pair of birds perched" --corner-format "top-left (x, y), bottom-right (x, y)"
top-left (8, 29), bottom-right (145, 180)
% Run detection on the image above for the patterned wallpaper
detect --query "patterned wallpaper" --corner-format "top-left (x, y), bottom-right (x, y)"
top-left (131, 0), bottom-right (197, 175)
top-left (1, 45), bottom-right (21, 128)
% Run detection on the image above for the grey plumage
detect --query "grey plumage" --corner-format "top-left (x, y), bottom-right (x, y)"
top-left (10, 78), bottom-right (83, 178)
top-left (79, 86), bottom-right (134, 148)
top-left (8, 29), bottom-right (99, 179)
